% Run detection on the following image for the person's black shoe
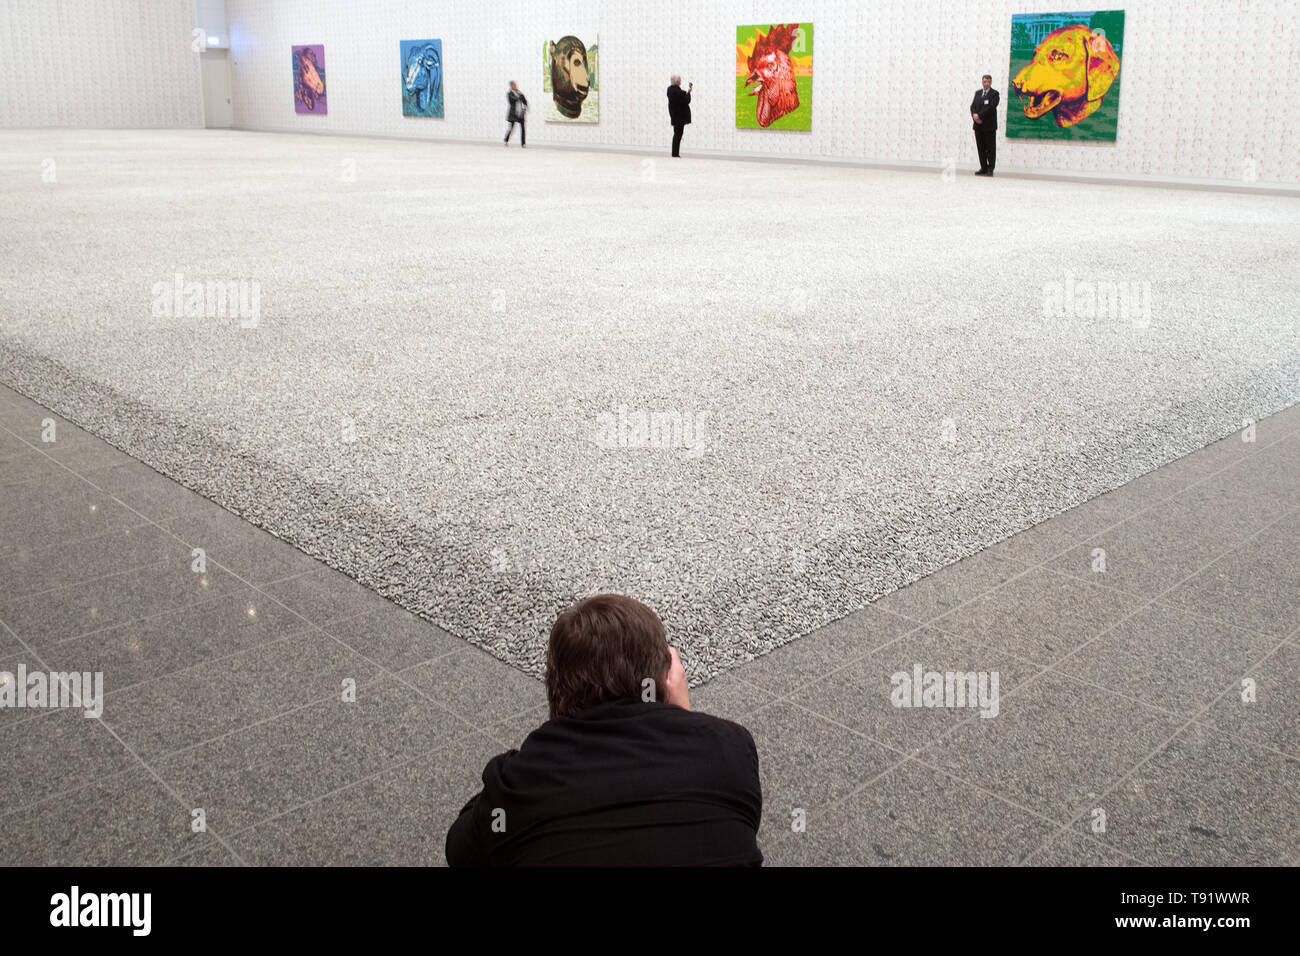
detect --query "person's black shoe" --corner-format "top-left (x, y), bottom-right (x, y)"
top-left (974, 169), bottom-right (988, 176)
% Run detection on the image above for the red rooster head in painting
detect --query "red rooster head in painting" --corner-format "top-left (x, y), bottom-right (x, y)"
top-left (746, 24), bottom-right (800, 128)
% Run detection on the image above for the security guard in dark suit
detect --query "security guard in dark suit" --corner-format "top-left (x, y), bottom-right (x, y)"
top-left (970, 74), bottom-right (999, 176)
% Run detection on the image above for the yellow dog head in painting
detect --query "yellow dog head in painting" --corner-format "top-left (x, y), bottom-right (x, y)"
top-left (1012, 25), bottom-right (1119, 128)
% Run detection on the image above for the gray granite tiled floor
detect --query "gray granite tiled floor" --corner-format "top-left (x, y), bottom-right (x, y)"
top-left (1, 383), bottom-right (1296, 866)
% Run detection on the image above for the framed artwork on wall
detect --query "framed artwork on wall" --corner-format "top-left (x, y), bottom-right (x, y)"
top-left (543, 31), bottom-right (598, 123)
top-left (736, 23), bottom-right (813, 130)
top-left (401, 39), bottom-right (443, 118)
top-left (292, 44), bottom-right (327, 115)
top-left (1007, 10), bottom-right (1124, 141)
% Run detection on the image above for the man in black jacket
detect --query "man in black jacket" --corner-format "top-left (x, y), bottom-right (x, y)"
top-left (445, 594), bottom-right (763, 866)
top-left (667, 75), bottom-right (692, 158)
top-left (970, 74), bottom-right (999, 175)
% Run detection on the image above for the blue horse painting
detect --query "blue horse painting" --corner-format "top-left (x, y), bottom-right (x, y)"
top-left (401, 39), bottom-right (443, 117)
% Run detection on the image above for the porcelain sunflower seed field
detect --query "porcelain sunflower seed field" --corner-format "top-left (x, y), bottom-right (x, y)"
top-left (2, 130), bottom-right (1296, 681)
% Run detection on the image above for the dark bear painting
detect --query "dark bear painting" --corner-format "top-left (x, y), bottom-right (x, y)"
top-left (543, 31), bottom-right (598, 123)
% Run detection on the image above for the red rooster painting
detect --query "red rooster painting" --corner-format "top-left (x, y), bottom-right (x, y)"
top-left (743, 23), bottom-right (803, 128)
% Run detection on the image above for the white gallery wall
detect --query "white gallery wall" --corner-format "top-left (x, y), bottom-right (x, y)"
top-left (0, 0), bottom-right (1294, 183)
top-left (226, 0), bottom-right (1300, 185)
top-left (0, 0), bottom-right (204, 128)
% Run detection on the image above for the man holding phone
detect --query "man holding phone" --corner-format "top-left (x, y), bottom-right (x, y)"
top-left (667, 75), bottom-right (693, 157)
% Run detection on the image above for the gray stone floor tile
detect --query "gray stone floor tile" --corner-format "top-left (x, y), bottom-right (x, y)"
top-left (984, 483), bottom-right (1155, 567)
top-left (78, 459), bottom-right (214, 522)
top-left (100, 628), bottom-right (385, 760)
top-left (162, 510), bottom-right (324, 586)
top-left (0, 450), bottom-right (69, 487)
top-left (224, 731), bottom-right (502, 866)
top-left (744, 700), bottom-right (904, 833)
top-left (261, 567), bottom-right (399, 626)
top-left (0, 521), bottom-right (185, 599)
top-left (0, 766), bottom-right (223, 866)
top-left (13, 426), bottom-right (132, 473)
top-left (1028, 830), bottom-right (1147, 866)
top-left (153, 675), bottom-right (472, 834)
top-left (933, 566), bottom-right (1145, 666)
top-left (759, 759), bottom-right (1059, 866)
top-left (871, 549), bottom-right (1030, 624)
top-left (1161, 507), bottom-right (1300, 639)
top-left (399, 647), bottom-right (547, 728)
top-left (0, 483), bottom-right (141, 554)
top-left (0, 709), bottom-right (136, 816)
top-left (740, 606), bottom-right (917, 694)
top-left (923, 671), bottom-right (1184, 822)
top-left (1075, 723), bottom-right (1300, 865)
top-left (0, 383), bottom-right (1294, 866)
top-left (0, 427), bottom-right (32, 460)
top-left (40, 588), bottom-right (314, 695)
top-left (1197, 641), bottom-right (1300, 759)
top-left (689, 671), bottom-right (778, 722)
top-left (1055, 602), bottom-right (1276, 717)
top-left (1047, 468), bottom-right (1293, 598)
top-left (0, 559), bottom-right (244, 648)
top-left (791, 627), bottom-right (1042, 754)
top-left (323, 600), bottom-right (463, 672)
top-left (172, 841), bottom-right (244, 866)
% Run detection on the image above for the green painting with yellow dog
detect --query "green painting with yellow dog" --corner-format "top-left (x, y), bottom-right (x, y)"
top-left (1007, 10), bottom-right (1124, 142)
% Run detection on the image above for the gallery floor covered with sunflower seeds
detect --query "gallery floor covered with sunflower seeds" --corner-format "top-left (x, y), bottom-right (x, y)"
top-left (1, 128), bottom-right (1297, 864)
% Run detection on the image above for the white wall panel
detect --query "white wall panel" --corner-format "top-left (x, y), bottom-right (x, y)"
top-left (3, 0), bottom-right (1294, 183)
top-left (0, 0), bottom-right (204, 128)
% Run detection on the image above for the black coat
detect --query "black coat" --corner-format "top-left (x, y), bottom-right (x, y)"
top-left (507, 90), bottom-right (528, 122)
top-left (667, 84), bottom-right (692, 126)
top-left (971, 87), bottom-right (999, 130)
top-left (445, 697), bottom-right (763, 866)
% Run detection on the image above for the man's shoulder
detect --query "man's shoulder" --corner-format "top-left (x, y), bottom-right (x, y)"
top-left (663, 706), bottom-right (756, 747)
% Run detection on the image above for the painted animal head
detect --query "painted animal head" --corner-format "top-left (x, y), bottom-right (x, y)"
top-left (746, 24), bottom-right (800, 128)
top-left (404, 44), bottom-right (441, 112)
top-left (405, 45), bottom-right (440, 92)
top-left (549, 36), bottom-right (590, 119)
top-left (1012, 25), bottom-right (1119, 128)
top-left (294, 48), bottom-right (324, 110)
top-left (296, 48), bottom-right (323, 94)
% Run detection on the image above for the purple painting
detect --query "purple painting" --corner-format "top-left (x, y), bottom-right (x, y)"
top-left (292, 44), bottom-right (327, 114)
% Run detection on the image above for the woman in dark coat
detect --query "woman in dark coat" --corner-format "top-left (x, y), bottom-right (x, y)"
top-left (506, 81), bottom-right (528, 148)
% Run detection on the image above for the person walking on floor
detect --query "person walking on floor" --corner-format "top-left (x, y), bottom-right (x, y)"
top-left (667, 75), bottom-right (692, 157)
top-left (506, 81), bottom-right (528, 148)
top-left (970, 74), bottom-right (999, 175)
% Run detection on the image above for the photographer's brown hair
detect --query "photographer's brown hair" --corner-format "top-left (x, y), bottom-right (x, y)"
top-left (546, 594), bottom-right (671, 719)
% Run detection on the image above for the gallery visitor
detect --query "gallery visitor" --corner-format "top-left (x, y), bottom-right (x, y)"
top-left (667, 75), bottom-right (692, 157)
top-left (505, 80), bottom-right (528, 147)
top-left (445, 594), bottom-right (763, 866)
